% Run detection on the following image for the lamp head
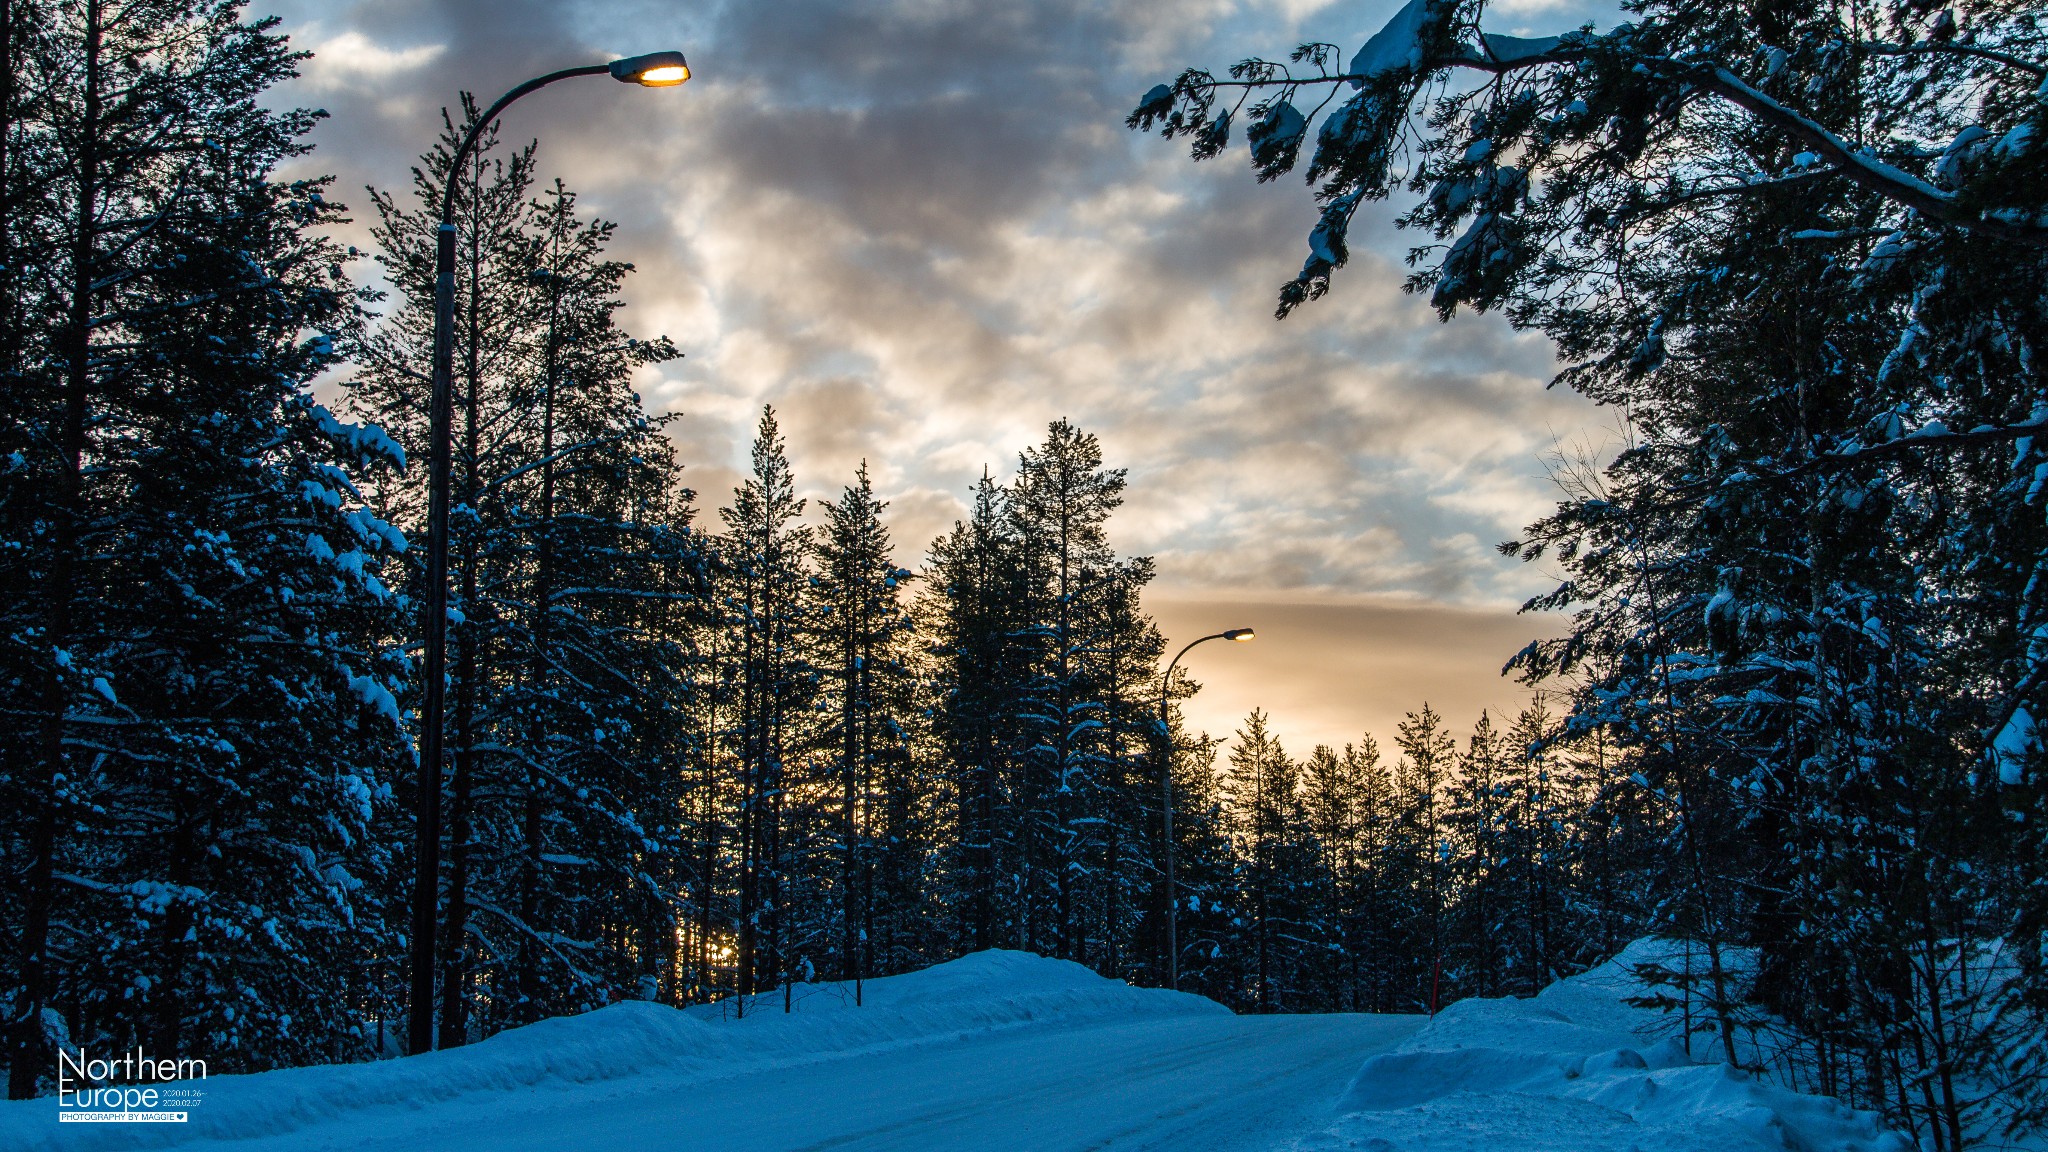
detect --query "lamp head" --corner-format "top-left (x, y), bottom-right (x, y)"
top-left (610, 51), bottom-right (690, 87)
top-left (1224, 628), bottom-right (1255, 642)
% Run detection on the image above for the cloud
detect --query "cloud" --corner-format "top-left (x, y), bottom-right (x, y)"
top-left (272, 0), bottom-right (1608, 635)
top-left (296, 29), bottom-right (446, 91)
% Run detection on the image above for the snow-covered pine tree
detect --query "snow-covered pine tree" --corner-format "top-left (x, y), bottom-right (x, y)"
top-left (921, 470), bottom-right (1028, 953)
top-left (1080, 558), bottom-right (1165, 977)
top-left (1298, 742), bottom-right (1361, 1009)
top-left (1500, 702), bottom-right (1565, 996)
top-left (1341, 737), bottom-right (1401, 1011)
top-left (814, 463), bottom-right (918, 991)
top-left (1445, 711), bottom-right (1512, 1000)
top-left (1007, 420), bottom-right (1131, 961)
top-left (1158, 732), bottom-right (1237, 998)
top-left (465, 180), bottom-right (696, 1034)
top-left (1549, 707), bottom-right (1663, 972)
top-left (1392, 705), bottom-right (1455, 1014)
top-left (916, 426), bottom-right (1164, 977)
top-left (353, 102), bottom-right (538, 1044)
top-left (2, 0), bottom-right (410, 1091)
top-left (718, 407), bottom-right (816, 1007)
top-left (352, 122), bottom-right (695, 1039)
top-left (1222, 708), bottom-right (1315, 1013)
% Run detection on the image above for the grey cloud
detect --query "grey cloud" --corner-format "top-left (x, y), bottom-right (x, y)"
top-left (272, 0), bottom-right (1605, 636)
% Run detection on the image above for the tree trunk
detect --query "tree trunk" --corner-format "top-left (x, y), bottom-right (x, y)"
top-left (10, 0), bottom-right (100, 1098)
top-left (842, 618), bottom-right (858, 985)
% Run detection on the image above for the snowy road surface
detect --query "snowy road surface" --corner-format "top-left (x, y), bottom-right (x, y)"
top-left (2, 954), bottom-right (1425, 1152)
top-left (248, 1011), bottom-right (1420, 1152)
top-left (0, 946), bottom-right (1913, 1152)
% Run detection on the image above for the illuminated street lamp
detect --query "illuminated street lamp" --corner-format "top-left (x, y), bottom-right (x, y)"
top-left (409, 51), bottom-right (690, 1058)
top-left (1156, 627), bottom-right (1252, 991)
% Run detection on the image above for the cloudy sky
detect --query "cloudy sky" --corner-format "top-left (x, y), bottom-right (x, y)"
top-left (270, 0), bottom-right (1612, 753)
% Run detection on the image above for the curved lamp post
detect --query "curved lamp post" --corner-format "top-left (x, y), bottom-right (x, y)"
top-left (409, 51), bottom-right (691, 1057)
top-left (1156, 627), bottom-right (1252, 991)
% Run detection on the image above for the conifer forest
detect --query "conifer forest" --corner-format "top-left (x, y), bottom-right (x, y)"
top-left (4, 0), bottom-right (2048, 1149)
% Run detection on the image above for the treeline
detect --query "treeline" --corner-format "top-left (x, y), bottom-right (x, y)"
top-left (1165, 703), bottom-right (1658, 1015)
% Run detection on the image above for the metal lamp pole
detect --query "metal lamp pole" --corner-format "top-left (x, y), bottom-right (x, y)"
top-left (408, 50), bottom-right (691, 1057)
top-left (1156, 627), bottom-right (1252, 991)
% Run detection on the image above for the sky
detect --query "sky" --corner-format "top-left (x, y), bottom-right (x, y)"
top-left (269, 0), bottom-right (1614, 753)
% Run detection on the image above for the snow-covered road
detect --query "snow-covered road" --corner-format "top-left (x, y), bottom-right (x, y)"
top-left (1, 943), bottom-right (1913, 1152)
top-left (3, 954), bottom-right (1421, 1152)
top-left (265, 1011), bottom-right (1419, 1152)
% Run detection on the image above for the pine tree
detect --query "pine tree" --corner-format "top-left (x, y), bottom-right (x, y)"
top-left (1299, 743), bottom-right (1358, 1009)
top-left (1160, 734), bottom-right (1236, 999)
top-left (814, 463), bottom-right (916, 991)
top-left (2, 0), bottom-right (411, 1089)
top-left (1085, 560), bottom-right (1164, 977)
top-left (1500, 703), bottom-right (1562, 996)
top-left (471, 180), bottom-right (694, 1034)
top-left (922, 470), bottom-right (1026, 953)
top-left (352, 123), bottom-right (694, 1040)
top-left (1007, 419), bottom-right (1129, 959)
top-left (1446, 711), bottom-right (1511, 1000)
top-left (1224, 709), bottom-right (1310, 1013)
top-left (354, 101), bottom-right (539, 1043)
top-left (719, 407), bottom-right (815, 1006)
top-left (1344, 737), bottom-right (1399, 1011)
top-left (1393, 705), bottom-right (1455, 1014)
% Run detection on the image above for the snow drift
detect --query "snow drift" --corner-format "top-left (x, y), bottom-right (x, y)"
top-left (0, 950), bottom-right (1223, 1152)
top-left (1299, 938), bottom-right (1912, 1152)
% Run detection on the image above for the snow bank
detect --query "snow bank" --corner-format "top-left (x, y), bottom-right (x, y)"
top-left (1300, 939), bottom-right (1912, 1152)
top-left (0, 950), bottom-right (1222, 1151)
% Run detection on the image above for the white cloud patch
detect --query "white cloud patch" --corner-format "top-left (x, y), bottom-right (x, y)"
top-left (297, 29), bottom-right (447, 92)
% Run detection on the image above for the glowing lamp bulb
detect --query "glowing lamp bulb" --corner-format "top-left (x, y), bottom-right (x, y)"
top-left (636, 64), bottom-right (689, 86)
top-left (610, 51), bottom-right (691, 87)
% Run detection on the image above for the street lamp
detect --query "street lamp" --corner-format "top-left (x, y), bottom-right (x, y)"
top-left (1156, 627), bottom-right (1252, 991)
top-left (409, 50), bottom-right (691, 1058)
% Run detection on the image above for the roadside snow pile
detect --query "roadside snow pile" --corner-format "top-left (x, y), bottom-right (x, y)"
top-left (1301, 938), bottom-right (1912, 1152)
top-left (0, 950), bottom-right (1221, 1152)
top-left (680, 947), bottom-right (1228, 1052)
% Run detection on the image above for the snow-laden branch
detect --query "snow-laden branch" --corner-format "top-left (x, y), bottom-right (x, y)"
top-left (1670, 62), bottom-right (2047, 249)
top-left (1770, 416), bottom-right (2048, 478)
top-left (1141, 13), bottom-right (2048, 250)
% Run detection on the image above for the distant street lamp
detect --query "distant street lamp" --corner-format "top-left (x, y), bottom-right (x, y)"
top-left (1156, 627), bottom-right (1252, 991)
top-left (409, 50), bottom-right (691, 1058)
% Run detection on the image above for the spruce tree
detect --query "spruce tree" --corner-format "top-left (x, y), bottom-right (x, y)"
top-left (2, 0), bottom-right (410, 1089)
top-left (718, 407), bottom-right (815, 1005)
top-left (922, 470), bottom-right (1027, 953)
top-left (353, 123), bottom-right (693, 1040)
top-left (1393, 705), bottom-right (1455, 1013)
top-left (815, 463), bottom-right (916, 990)
top-left (1008, 419), bottom-right (1129, 959)
top-left (1224, 709), bottom-right (1309, 1012)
